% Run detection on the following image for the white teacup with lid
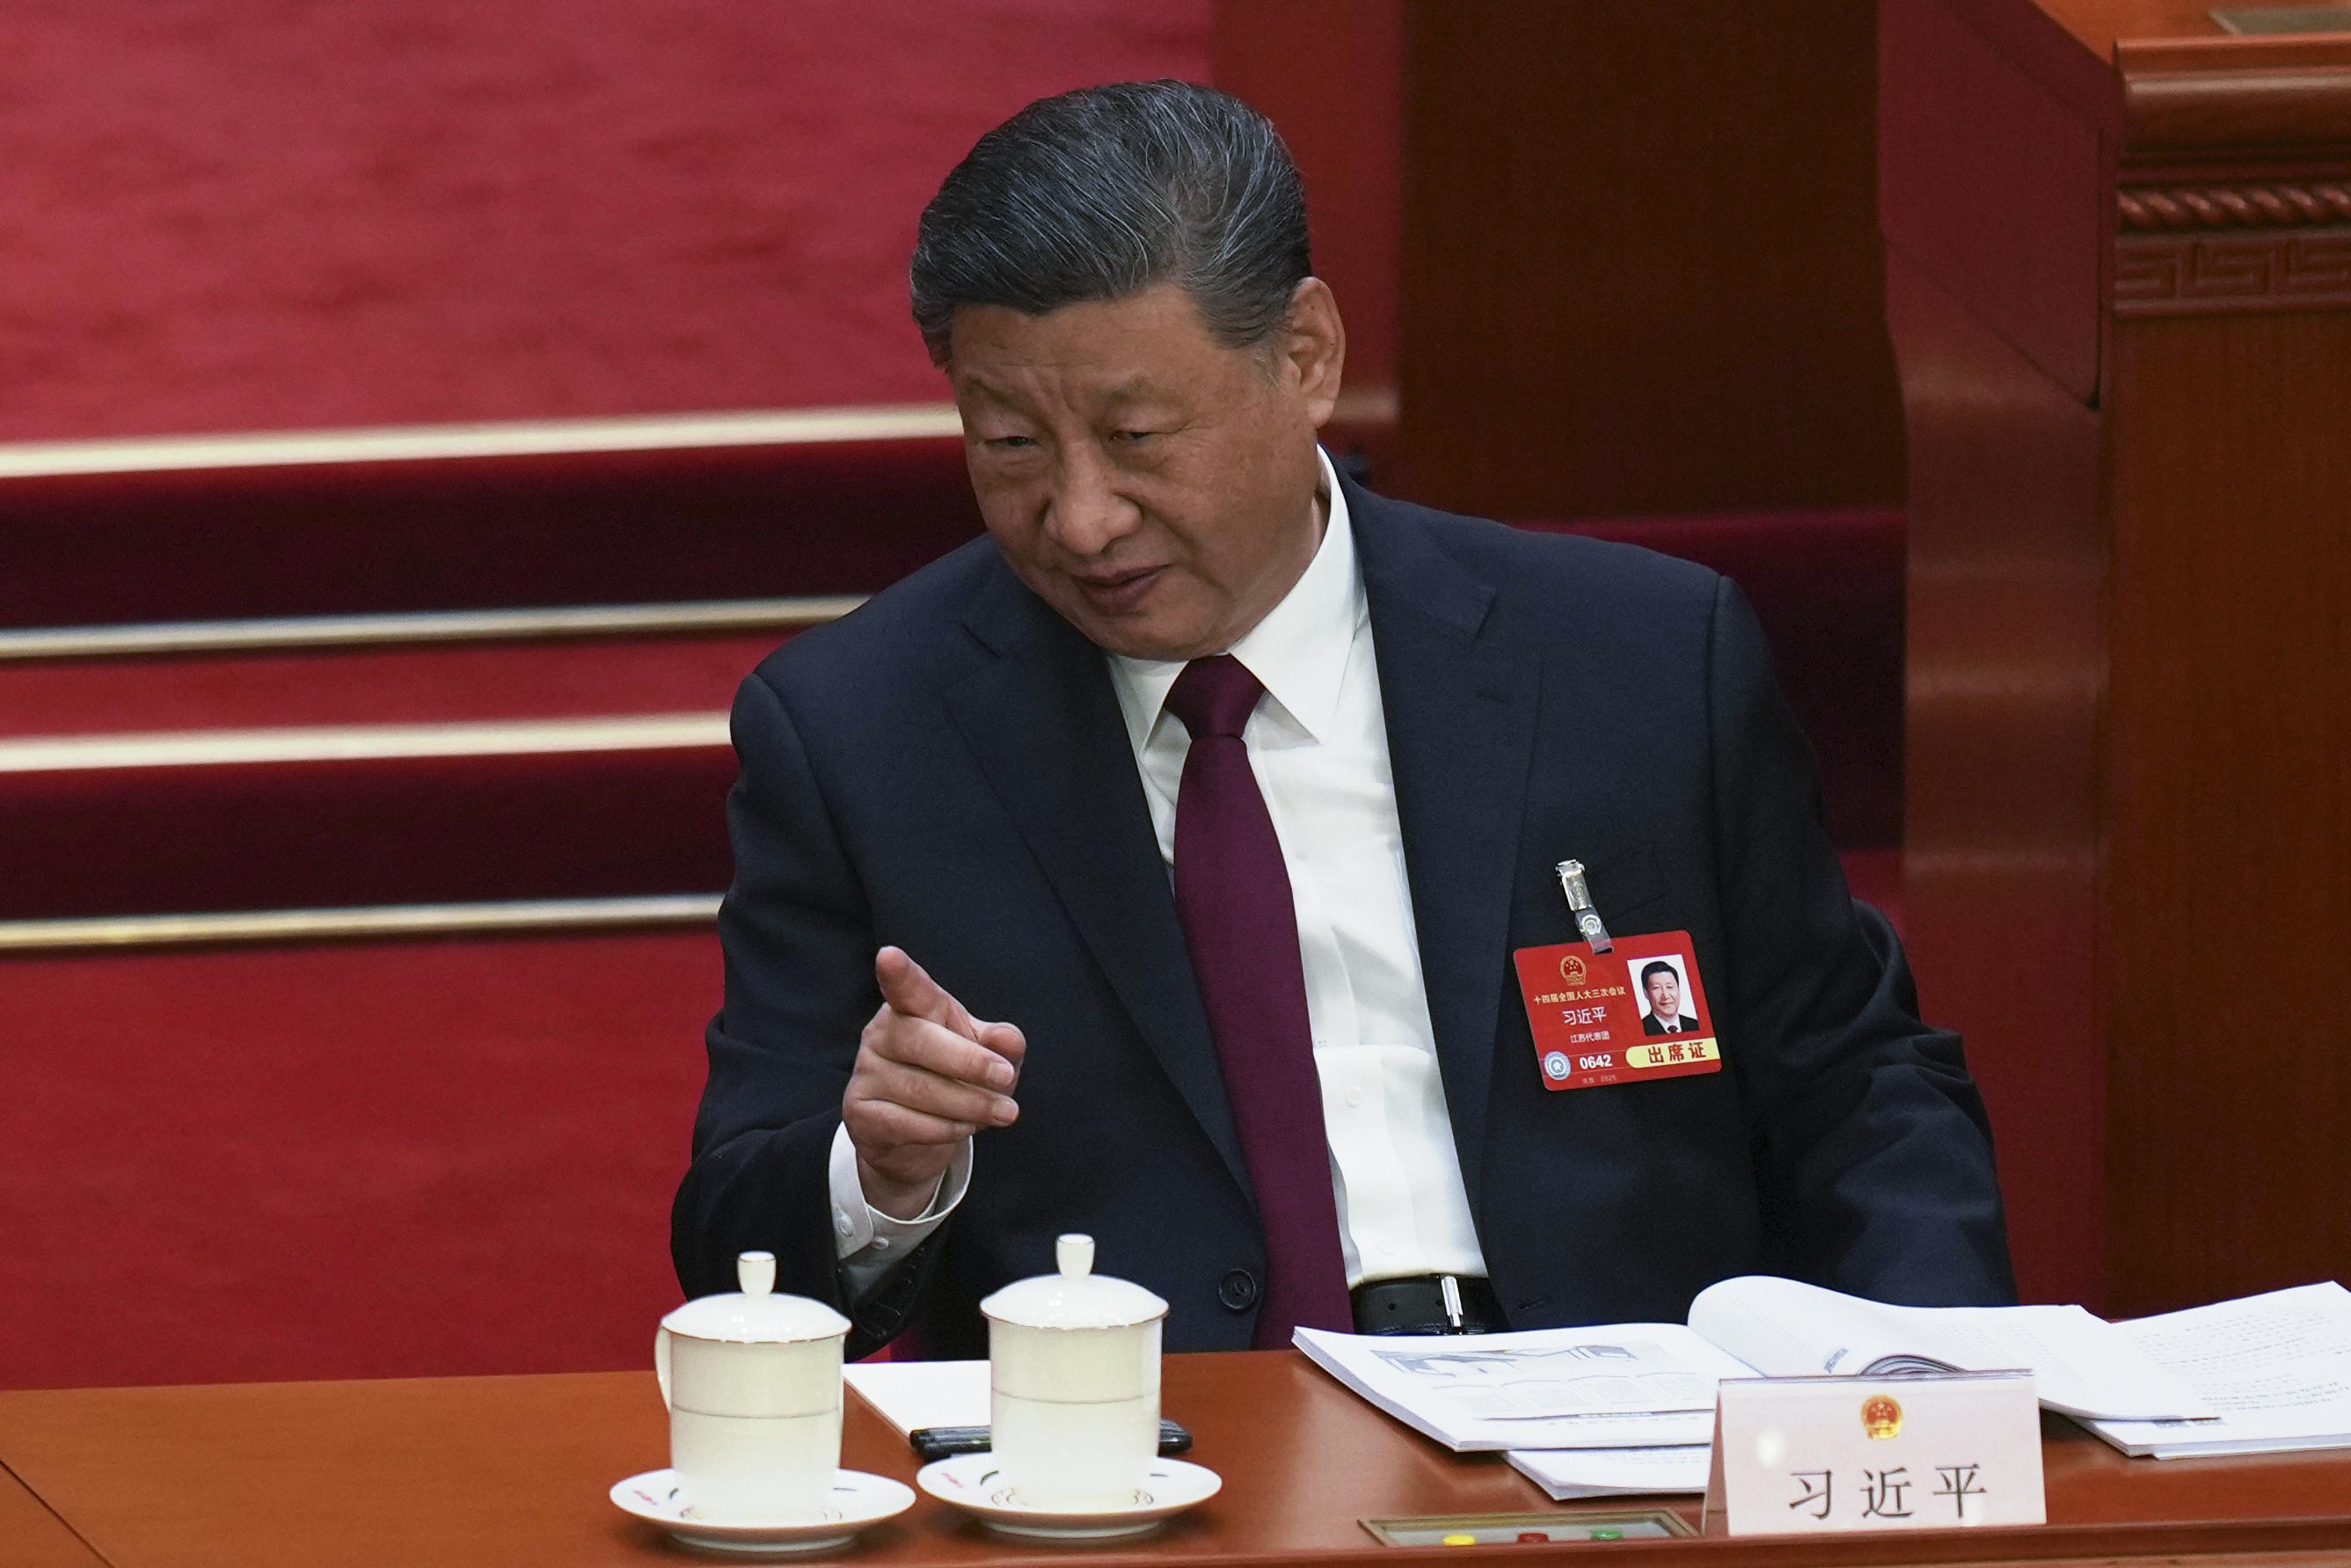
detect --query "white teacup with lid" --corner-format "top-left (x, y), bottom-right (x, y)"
top-left (981, 1234), bottom-right (1169, 1509)
top-left (656, 1251), bottom-right (850, 1521)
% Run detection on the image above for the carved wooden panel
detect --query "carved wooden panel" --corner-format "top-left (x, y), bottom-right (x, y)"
top-left (2114, 230), bottom-right (2351, 314)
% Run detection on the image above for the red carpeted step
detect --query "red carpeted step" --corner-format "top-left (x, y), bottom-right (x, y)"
top-left (0, 628), bottom-right (785, 735)
top-left (3, 438), bottom-right (980, 630)
top-left (0, 629), bottom-right (790, 920)
top-left (0, 929), bottom-right (716, 1389)
top-left (5, 748), bottom-right (732, 921)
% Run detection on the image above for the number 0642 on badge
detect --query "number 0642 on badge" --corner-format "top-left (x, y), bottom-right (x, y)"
top-left (1513, 933), bottom-right (1721, 1092)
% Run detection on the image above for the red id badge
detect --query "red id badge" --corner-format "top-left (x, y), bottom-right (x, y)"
top-left (1513, 931), bottom-right (1723, 1091)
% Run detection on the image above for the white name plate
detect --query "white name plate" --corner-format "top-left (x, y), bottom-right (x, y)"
top-left (1703, 1372), bottom-right (2045, 1536)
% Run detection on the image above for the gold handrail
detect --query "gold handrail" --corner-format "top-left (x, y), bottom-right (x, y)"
top-left (0, 596), bottom-right (863, 663)
top-left (0, 894), bottom-right (722, 955)
top-left (0, 713), bottom-right (730, 774)
top-left (0, 405), bottom-right (965, 479)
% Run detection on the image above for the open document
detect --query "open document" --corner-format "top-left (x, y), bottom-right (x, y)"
top-left (1293, 1323), bottom-right (1750, 1450)
top-left (1298, 1275), bottom-right (2211, 1458)
top-left (2078, 1282), bottom-right (2351, 1458)
top-left (1687, 1275), bottom-right (2210, 1422)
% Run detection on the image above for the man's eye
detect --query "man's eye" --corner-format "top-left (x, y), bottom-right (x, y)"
top-left (1110, 429), bottom-right (1157, 444)
top-left (984, 435), bottom-right (1036, 450)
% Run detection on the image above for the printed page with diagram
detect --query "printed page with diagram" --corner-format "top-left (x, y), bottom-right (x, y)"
top-left (1293, 1323), bottom-right (1752, 1451)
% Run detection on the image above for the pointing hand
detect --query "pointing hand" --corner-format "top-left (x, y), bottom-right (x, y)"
top-left (841, 946), bottom-right (1027, 1221)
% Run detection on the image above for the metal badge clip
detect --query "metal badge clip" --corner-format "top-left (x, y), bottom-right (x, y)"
top-left (1555, 859), bottom-right (1613, 953)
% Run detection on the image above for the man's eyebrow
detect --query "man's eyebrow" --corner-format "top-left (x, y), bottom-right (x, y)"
top-left (953, 374), bottom-right (1022, 405)
top-left (1099, 379), bottom-right (1186, 409)
top-left (953, 372), bottom-right (1179, 410)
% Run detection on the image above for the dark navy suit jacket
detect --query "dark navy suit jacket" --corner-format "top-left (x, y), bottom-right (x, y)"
top-left (672, 477), bottom-right (2015, 1358)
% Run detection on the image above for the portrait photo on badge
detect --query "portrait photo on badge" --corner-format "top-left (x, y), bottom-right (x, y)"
top-left (1628, 952), bottom-right (1705, 1037)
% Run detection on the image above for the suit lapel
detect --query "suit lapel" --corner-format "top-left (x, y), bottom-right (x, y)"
top-left (944, 566), bottom-right (1252, 1201)
top-left (1351, 485), bottom-right (1541, 1219)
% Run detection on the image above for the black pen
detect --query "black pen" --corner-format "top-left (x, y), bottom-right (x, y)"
top-left (909, 1418), bottom-right (1193, 1463)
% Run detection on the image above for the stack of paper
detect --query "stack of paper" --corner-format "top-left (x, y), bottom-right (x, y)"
top-left (1685, 1275), bottom-right (2210, 1422)
top-left (1297, 1274), bottom-right (2217, 1500)
top-left (2078, 1282), bottom-right (2351, 1459)
top-left (843, 1359), bottom-right (990, 1435)
top-left (1504, 1444), bottom-right (1712, 1500)
top-left (1291, 1323), bottom-right (1747, 1453)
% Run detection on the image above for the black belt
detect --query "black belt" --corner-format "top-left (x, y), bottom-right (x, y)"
top-left (1350, 1274), bottom-right (1505, 1336)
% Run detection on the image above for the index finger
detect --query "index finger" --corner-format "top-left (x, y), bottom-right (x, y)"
top-left (874, 946), bottom-right (978, 1039)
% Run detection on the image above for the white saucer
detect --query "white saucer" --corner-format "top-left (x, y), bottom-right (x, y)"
top-left (610, 1469), bottom-right (915, 1555)
top-left (914, 1452), bottom-right (1222, 1540)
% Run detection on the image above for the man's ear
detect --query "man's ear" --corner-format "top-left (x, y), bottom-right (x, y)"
top-left (1281, 277), bottom-right (1347, 429)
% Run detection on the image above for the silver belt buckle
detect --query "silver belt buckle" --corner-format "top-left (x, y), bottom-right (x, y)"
top-left (1440, 1274), bottom-right (1465, 1333)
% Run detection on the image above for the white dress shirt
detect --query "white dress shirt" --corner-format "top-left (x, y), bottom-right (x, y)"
top-left (831, 449), bottom-right (1488, 1293)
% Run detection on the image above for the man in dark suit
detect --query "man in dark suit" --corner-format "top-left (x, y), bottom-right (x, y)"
top-left (1639, 961), bottom-right (1703, 1036)
top-left (673, 83), bottom-right (2013, 1358)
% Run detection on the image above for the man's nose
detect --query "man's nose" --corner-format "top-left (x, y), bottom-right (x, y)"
top-left (1042, 443), bottom-right (1139, 557)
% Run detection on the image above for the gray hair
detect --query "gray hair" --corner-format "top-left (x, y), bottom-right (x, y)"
top-left (909, 80), bottom-right (1310, 365)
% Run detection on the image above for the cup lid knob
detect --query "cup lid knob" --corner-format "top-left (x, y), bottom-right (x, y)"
top-left (982, 1233), bottom-right (1165, 1329)
top-left (659, 1250), bottom-right (844, 1343)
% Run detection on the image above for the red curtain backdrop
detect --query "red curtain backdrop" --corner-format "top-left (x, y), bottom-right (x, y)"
top-left (0, 0), bottom-right (1209, 441)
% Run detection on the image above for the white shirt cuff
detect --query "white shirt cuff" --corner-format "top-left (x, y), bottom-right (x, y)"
top-left (828, 1121), bottom-right (971, 1263)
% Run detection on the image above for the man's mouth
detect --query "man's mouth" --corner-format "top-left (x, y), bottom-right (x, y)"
top-left (1071, 566), bottom-right (1164, 614)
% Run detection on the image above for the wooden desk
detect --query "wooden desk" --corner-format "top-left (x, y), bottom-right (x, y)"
top-left (4, 1353), bottom-right (2349, 1565)
top-left (0, 1463), bottom-right (106, 1568)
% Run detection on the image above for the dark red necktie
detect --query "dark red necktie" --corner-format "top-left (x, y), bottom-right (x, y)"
top-left (1165, 655), bottom-right (1352, 1346)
